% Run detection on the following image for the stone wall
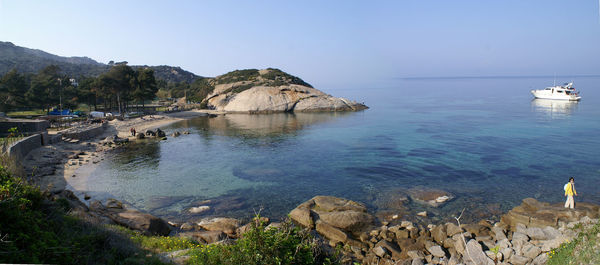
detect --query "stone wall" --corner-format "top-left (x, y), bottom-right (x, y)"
top-left (41, 132), bottom-right (63, 145)
top-left (61, 122), bottom-right (107, 140)
top-left (0, 119), bottom-right (49, 135)
top-left (5, 134), bottom-right (42, 161)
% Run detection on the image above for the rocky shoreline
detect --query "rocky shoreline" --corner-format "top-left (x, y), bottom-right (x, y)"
top-left (58, 191), bottom-right (600, 265)
top-left (19, 111), bottom-right (600, 265)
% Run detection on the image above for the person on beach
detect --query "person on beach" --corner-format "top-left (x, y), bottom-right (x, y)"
top-left (564, 177), bottom-right (577, 209)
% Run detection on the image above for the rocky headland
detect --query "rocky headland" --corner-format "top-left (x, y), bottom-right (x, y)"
top-left (203, 68), bottom-right (368, 113)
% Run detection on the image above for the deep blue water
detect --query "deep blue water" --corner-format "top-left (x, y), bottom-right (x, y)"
top-left (85, 77), bottom-right (600, 224)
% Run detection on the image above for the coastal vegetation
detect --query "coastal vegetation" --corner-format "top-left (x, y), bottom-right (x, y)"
top-left (547, 221), bottom-right (600, 265)
top-left (0, 165), bottom-right (165, 264)
top-left (0, 64), bottom-right (158, 113)
top-left (185, 218), bottom-right (335, 265)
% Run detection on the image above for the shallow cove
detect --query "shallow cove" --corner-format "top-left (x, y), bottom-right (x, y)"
top-left (85, 77), bottom-right (600, 224)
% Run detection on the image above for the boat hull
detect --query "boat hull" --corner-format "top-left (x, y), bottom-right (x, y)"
top-left (531, 90), bottom-right (581, 101)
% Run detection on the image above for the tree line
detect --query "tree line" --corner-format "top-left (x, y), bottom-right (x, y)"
top-left (0, 63), bottom-right (158, 114)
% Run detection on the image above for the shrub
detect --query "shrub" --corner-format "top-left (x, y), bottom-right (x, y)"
top-left (186, 217), bottom-right (335, 265)
top-left (0, 165), bottom-right (166, 264)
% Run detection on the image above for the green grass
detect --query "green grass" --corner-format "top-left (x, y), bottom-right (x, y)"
top-left (6, 109), bottom-right (45, 117)
top-left (109, 225), bottom-right (201, 252)
top-left (547, 221), bottom-right (600, 265)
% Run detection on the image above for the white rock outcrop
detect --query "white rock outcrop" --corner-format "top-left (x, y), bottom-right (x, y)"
top-left (207, 84), bottom-right (367, 113)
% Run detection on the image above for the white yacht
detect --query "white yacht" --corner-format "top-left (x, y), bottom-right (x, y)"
top-left (531, 82), bottom-right (581, 101)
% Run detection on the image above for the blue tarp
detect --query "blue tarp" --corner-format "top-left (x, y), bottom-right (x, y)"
top-left (48, 109), bottom-right (72, 115)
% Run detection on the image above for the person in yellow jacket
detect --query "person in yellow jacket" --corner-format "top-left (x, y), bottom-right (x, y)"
top-left (564, 177), bottom-right (577, 209)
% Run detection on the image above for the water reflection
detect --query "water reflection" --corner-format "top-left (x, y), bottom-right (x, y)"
top-left (171, 112), bottom-right (354, 138)
top-left (531, 99), bottom-right (578, 118)
top-left (110, 141), bottom-right (161, 169)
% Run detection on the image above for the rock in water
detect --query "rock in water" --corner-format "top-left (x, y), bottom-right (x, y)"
top-left (156, 128), bottom-right (166, 137)
top-left (189, 205), bottom-right (210, 214)
top-left (407, 186), bottom-right (454, 207)
top-left (206, 69), bottom-right (367, 113)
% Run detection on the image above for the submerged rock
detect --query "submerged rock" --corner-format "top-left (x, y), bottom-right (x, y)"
top-left (407, 186), bottom-right (455, 207)
top-left (189, 205), bottom-right (210, 214)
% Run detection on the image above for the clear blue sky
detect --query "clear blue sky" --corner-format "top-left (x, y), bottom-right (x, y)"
top-left (1, 0), bottom-right (599, 89)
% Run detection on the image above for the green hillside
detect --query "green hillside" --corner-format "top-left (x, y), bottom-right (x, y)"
top-left (0, 41), bottom-right (201, 83)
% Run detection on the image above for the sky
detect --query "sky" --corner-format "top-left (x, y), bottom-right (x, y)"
top-left (1, 0), bottom-right (599, 89)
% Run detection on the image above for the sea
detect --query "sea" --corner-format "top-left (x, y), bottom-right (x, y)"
top-left (83, 76), bottom-right (600, 224)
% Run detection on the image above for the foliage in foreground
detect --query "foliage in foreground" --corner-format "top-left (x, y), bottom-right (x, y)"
top-left (0, 165), bottom-right (165, 265)
top-left (186, 218), bottom-right (337, 265)
top-left (547, 221), bottom-right (600, 265)
top-left (110, 224), bottom-right (201, 253)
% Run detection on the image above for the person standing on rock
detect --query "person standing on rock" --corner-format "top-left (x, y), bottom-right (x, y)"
top-left (564, 177), bottom-right (577, 209)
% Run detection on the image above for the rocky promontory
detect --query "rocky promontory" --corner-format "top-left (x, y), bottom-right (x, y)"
top-left (203, 68), bottom-right (368, 113)
top-left (289, 196), bottom-right (599, 265)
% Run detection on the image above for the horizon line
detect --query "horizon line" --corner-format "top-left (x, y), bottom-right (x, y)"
top-left (399, 74), bottom-right (600, 80)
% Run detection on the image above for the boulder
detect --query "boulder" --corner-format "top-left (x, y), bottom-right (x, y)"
top-left (289, 201), bottom-right (315, 228)
top-left (376, 240), bottom-right (402, 260)
top-left (491, 226), bottom-right (507, 240)
top-left (373, 246), bottom-right (388, 258)
top-left (114, 210), bottom-right (171, 236)
top-left (156, 128), bottom-right (166, 137)
top-left (427, 245), bottom-right (446, 258)
top-left (171, 131), bottom-right (181, 137)
top-left (289, 196), bottom-right (374, 236)
top-left (509, 254), bottom-right (530, 265)
top-left (198, 217), bottom-right (240, 235)
top-left (446, 223), bottom-right (462, 237)
top-left (90, 200), bottom-right (171, 236)
top-left (431, 225), bottom-right (447, 244)
top-left (501, 198), bottom-right (600, 229)
top-left (411, 258), bottom-right (424, 265)
top-left (531, 253), bottom-right (548, 265)
top-left (179, 230), bottom-right (227, 244)
top-left (317, 210), bottom-right (373, 231)
top-left (146, 130), bottom-right (156, 136)
top-left (521, 242), bottom-right (541, 260)
top-left (180, 222), bottom-right (195, 231)
top-left (316, 221), bottom-right (348, 243)
top-left (463, 240), bottom-right (494, 265)
top-left (106, 198), bottom-right (124, 209)
top-left (526, 227), bottom-right (547, 240)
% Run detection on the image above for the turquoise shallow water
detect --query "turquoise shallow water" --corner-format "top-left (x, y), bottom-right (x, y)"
top-left (85, 77), bottom-right (600, 224)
